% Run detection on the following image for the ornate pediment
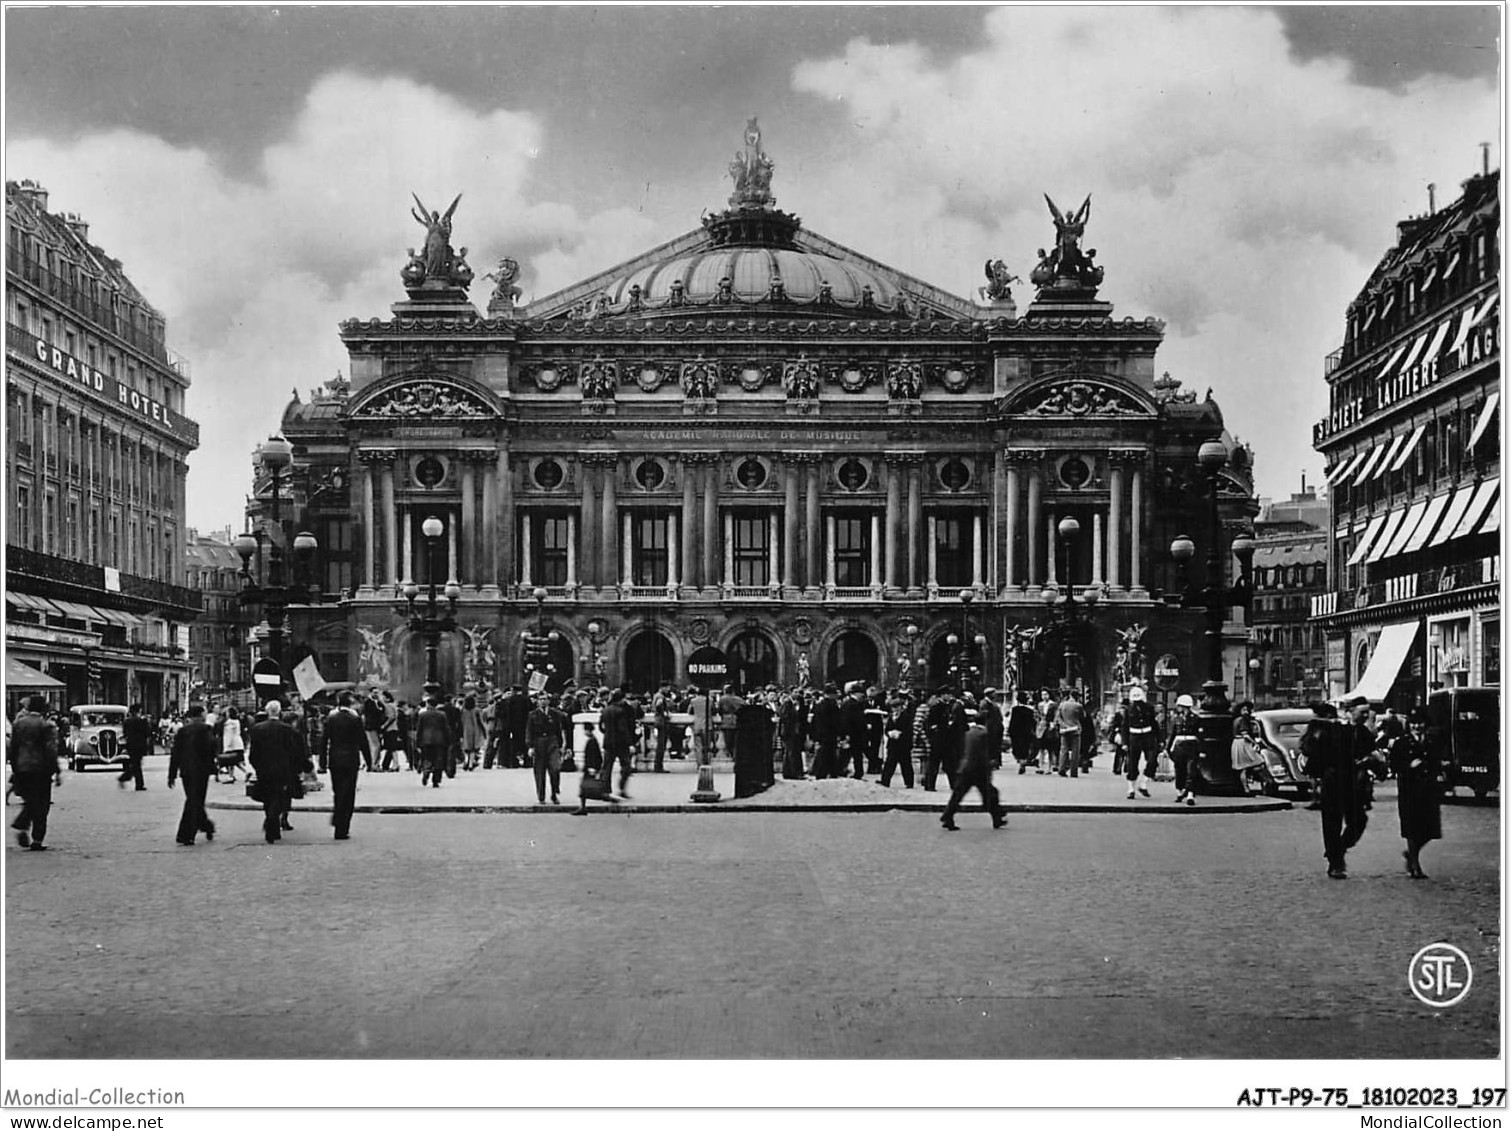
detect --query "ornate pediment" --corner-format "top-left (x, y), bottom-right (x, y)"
top-left (349, 378), bottom-right (497, 419)
top-left (1001, 377), bottom-right (1156, 418)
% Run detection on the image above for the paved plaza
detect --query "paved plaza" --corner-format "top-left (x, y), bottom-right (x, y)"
top-left (4, 757), bottom-right (1500, 1061)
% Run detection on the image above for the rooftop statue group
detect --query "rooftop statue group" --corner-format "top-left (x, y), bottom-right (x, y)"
top-left (728, 117), bottom-right (776, 210)
top-left (403, 192), bottom-right (474, 291)
top-left (1030, 193), bottom-right (1105, 293)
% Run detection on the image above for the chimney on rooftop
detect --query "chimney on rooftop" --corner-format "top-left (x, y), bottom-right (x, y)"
top-left (14, 179), bottom-right (48, 213)
top-left (64, 213), bottom-right (89, 242)
top-left (1427, 183), bottom-right (1436, 214)
top-left (1483, 142), bottom-right (1491, 177)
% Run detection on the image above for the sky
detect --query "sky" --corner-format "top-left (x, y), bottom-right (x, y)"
top-left (4, 3), bottom-right (1502, 534)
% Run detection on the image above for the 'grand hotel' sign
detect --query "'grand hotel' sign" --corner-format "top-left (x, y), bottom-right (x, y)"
top-left (18, 331), bottom-right (198, 443)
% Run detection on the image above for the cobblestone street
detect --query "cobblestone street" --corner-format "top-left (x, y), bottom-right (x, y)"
top-left (5, 761), bottom-right (1500, 1063)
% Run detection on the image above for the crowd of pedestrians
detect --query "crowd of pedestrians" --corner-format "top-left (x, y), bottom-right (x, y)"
top-left (2, 676), bottom-right (1452, 875)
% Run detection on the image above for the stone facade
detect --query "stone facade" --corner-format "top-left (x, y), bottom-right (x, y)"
top-left (265, 132), bottom-right (1258, 709)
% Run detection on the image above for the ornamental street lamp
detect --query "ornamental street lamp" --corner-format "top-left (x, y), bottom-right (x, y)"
top-left (585, 619), bottom-right (605, 686)
top-left (902, 623), bottom-right (920, 690)
top-left (235, 435), bottom-right (317, 693)
top-left (1166, 439), bottom-right (1256, 794)
top-left (1041, 516), bottom-right (1102, 689)
top-left (398, 514), bottom-right (460, 698)
top-left (945, 588), bottom-right (986, 693)
top-left (520, 585), bottom-right (561, 691)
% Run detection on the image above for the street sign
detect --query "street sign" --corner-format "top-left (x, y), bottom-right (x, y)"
top-left (1153, 653), bottom-right (1181, 691)
top-left (252, 658), bottom-right (283, 694)
top-left (686, 645), bottom-right (729, 691)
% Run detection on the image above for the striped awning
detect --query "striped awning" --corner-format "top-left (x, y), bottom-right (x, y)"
top-left (1345, 621), bottom-right (1420, 703)
top-left (1345, 514), bottom-right (1390, 567)
top-left (4, 592), bottom-right (64, 616)
top-left (49, 599), bottom-right (101, 621)
top-left (1328, 449), bottom-right (1367, 484)
top-left (1480, 495), bottom-right (1501, 535)
top-left (1421, 317), bottom-right (1453, 370)
top-left (1394, 330), bottom-right (1429, 376)
top-left (1364, 508), bottom-right (1410, 564)
top-left (1429, 485), bottom-right (1477, 547)
top-left (1351, 445), bottom-right (1387, 485)
top-left (1376, 342), bottom-right (1408, 383)
top-left (1378, 499), bottom-right (1430, 559)
top-left (1447, 478), bottom-right (1499, 541)
top-left (1467, 392), bottom-right (1500, 452)
top-left (87, 606), bottom-right (145, 629)
top-left (1372, 433), bottom-right (1407, 479)
top-left (1400, 492), bottom-right (1453, 555)
top-left (1390, 425), bottom-right (1426, 473)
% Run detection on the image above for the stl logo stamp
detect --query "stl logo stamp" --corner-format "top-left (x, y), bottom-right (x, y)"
top-left (1408, 943), bottom-right (1473, 1008)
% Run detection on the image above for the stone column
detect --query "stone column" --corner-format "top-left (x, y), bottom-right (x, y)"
top-left (703, 458), bottom-right (719, 592)
top-left (1045, 511), bottom-right (1058, 586)
top-left (360, 453), bottom-right (377, 592)
top-left (1027, 463), bottom-right (1042, 587)
top-left (481, 452), bottom-right (498, 592)
top-left (579, 459), bottom-right (597, 590)
top-left (496, 449), bottom-right (513, 592)
top-left (622, 513), bottom-right (633, 588)
top-left (681, 457), bottom-right (699, 588)
top-left (1108, 457), bottom-right (1125, 591)
top-left (1004, 455), bottom-right (1021, 589)
top-left (783, 458), bottom-right (800, 594)
top-left (401, 509), bottom-right (413, 585)
top-left (884, 456), bottom-right (902, 594)
top-left (519, 512), bottom-right (533, 587)
top-left (991, 452), bottom-right (1005, 594)
top-left (906, 461), bottom-right (923, 593)
top-left (1130, 465), bottom-right (1145, 592)
top-left (824, 513), bottom-right (837, 590)
top-left (566, 513), bottom-right (578, 588)
top-left (769, 512), bottom-right (780, 590)
top-left (601, 455), bottom-right (619, 588)
top-left (668, 512), bottom-right (680, 590)
top-left (460, 457), bottom-right (476, 585)
top-left (447, 515), bottom-right (458, 582)
top-left (1092, 510), bottom-right (1104, 586)
top-left (381, 455), bottom-right (398, 587)
top-left (972, 512), bottom-right (984, 589)
top-left (723, 510), bottom-right (734, 588)
top-left (927, 515), bottom-right (938, 591)
top-left (870, 512), bottom-right (882, 595)
top-left (805, 457), bottom-right (821, 592)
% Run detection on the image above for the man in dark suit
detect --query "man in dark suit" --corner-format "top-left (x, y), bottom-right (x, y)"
top-left (119, 702), bottom-right (153, 790)
top-left (598, 687), bottom-right (638, 798)
top-left (167, 703), bottom-right (218, 846)
top-left (839, 683), bottom-right (869, 780)
top-left (1008, 690), bottom-right (1038, 773)
top-left (809, 684), bottom-right (841, 779)
top-left (923, 686), bottom-right (964, 792)
top-left (324, 692), bottom-right (367, 840)
top-left (415, 694), bottom-right (452, 788)
top-left (247, 700), bottom-right (303, 844)
top-left (941, 708), bottom-right (1008, 831)
top-left (505, 685), bottom-right (531, 768)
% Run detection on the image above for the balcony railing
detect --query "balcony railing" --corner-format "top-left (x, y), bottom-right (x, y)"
top-left (6, 543), bottom-right (202, 615)
top-left (1315, 557), bottom-right (1499, 615)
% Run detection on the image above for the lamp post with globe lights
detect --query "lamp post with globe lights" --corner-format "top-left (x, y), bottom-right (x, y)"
top-left (520, 585), bottom-right (562, 692)
top-left (235, 435), bottom-right (318, 694)
top-left (1041, 516), bottom-right (1102, 690)
top-left (399, 514), bottom-right (461, 699)
top-left (585, 620), bottom-right (606, 686)
top-left (1165, 438), bottom-right (1256, 794)
top-left (945, 588), bottom-right (986, 693)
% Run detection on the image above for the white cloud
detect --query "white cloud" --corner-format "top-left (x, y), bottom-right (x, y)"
top-left (7, 72), bottom-right (667, 530)
top-left (789, 5), bottom-right (1499, 499)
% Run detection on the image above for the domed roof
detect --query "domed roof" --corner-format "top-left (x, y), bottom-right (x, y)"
top-left (595, 242), bottom-right (906, 316)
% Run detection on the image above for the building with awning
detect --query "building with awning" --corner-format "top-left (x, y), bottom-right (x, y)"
top-left (1311, 160), bottom-right (1500, 704)
top-left (5, 180), bottom-right (202, 713)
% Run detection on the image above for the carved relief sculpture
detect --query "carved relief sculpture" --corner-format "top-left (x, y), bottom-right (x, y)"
top-left (782, 356), bottom-right (821, 399)
top-left (580, 358), bottom-right (618, 400)
top-left (680, 358), bottom-right (719, 399)
top-left (886, 360), bottom-right (923, 400)
top-left (358, 381), bottom-right (494, 418)
top-left (357, 626), bottom-right (393, 687)
top-left (1027, 381), bottom-right (1141, 417)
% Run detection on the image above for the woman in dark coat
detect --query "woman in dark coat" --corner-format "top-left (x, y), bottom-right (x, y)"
top-left (1388, 709), bottom-right (1441, 879)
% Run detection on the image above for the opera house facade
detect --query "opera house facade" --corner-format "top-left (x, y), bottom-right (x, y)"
top-left (260, 125), bottom-right (1257, 706)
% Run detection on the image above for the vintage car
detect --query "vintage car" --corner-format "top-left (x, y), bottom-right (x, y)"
top-left (1427, 687), bottom-right (1500, 800)
top-left (67, 704), bottom-right (131, 773)
top-left (1243, 708), bottom-right (1315, 798)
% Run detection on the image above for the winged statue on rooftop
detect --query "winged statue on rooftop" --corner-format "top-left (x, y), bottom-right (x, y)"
top-left (1031, 193), bottom-right (1105, 292)
top-left (404, 192), bottom-right (469, 289)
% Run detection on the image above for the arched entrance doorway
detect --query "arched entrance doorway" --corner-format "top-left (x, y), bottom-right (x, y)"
top-left (728, 630), bottom-right (778, 691)
top-left (827, 631), bottom-right (879, 687)
top-left (623, 630), bottom-right (676, 694)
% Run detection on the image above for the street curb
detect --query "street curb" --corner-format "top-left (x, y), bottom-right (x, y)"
top-left (206, 798), bottom-right (1292, 816)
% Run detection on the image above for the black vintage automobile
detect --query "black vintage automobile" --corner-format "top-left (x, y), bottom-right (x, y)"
top-left (1427, 687), bottom-right (1500, 800)
top-left (1242, 709), bottom-right (1315, 799)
